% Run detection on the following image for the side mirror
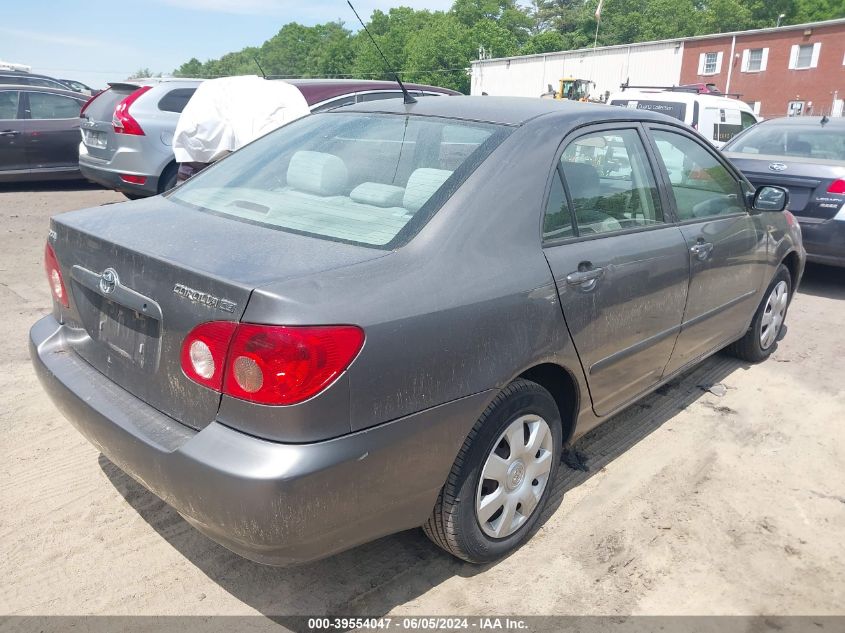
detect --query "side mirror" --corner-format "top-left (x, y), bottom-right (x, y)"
top-left (751, 185), bottom-right (788, 213)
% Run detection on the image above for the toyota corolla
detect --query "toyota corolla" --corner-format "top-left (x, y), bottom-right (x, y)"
top-left (31, 97), bottom-right (804, 565)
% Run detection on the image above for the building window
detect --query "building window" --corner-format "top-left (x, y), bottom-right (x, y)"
top-left (787, 101), bottom-right (805, 116)
top-left (698, 51), bottom-right (723, 75)
top-left (742, 48), bottom-right (768, 72)
top-left (789, 43), bottom-right (821, 70)
top-left (746, 101), bottom-right (761, 115)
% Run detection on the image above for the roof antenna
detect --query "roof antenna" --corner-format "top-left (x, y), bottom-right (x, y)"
top-left (347, 0), bottom-right (416, 104)
top-left (253, 56), bottom-right (267, 79)
top-left (820, 114), bottom-right (829, 126)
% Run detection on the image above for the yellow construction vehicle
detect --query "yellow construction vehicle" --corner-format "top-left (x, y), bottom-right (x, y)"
top-left (540, 78), bottom-right (596, 101)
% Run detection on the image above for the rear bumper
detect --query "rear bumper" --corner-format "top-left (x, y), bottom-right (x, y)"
top-left (30, 315), bottom-right (488, 565)
top-left (78, 143), bottom-right (162, 197)
top-left (798, 217), bottom-right (845, 268)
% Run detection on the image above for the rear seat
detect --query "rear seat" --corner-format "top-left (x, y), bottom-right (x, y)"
top-left (267, 151), bottom-right (455, 244)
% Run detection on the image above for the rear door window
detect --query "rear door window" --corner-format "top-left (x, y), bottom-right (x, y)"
top-left (651, 129), bottom-right (745, 220)
top-left (0, 90), bottom-right (20, 119)
top-left (27, 92), bottom-right (82, 119)
top-left (558, 128), bottom-right (664, 236)
top-left (158, 88), bottom-right (196, 113)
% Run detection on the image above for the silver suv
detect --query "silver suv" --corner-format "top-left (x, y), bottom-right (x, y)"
top-left (78, 78), bottom-right (201, 198)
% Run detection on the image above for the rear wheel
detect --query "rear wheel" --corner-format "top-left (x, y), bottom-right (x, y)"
top-left (158, 162), bottom-right (178, 194)
top-left (728, 264), bottom-right (792, 362)
top-left (423, 379), bottom-right (562, 563)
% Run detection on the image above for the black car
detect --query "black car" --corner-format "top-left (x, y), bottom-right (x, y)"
top-left (0, 84), bottom-right (88, 182)
top-left (724, 116), bottom-right (845, 267)
top-left (0, 70), bottom-right (70, 92)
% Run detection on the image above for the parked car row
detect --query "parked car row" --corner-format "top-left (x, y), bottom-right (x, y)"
top-left (78, 78), bottom-right (459, 199)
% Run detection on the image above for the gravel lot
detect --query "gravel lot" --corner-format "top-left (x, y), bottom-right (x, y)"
top-left (1, 182), bottom-right (844, 621)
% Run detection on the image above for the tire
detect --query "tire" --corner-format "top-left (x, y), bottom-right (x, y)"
top-left (423, 379), bottom-right (563, 563)
top-left (728, 264), bottom-right (792, 363)
top-left (158, 163), bottom-right (178, 194)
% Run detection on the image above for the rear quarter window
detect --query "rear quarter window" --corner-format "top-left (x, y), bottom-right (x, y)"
top-left (158, 88), bottom-right (197, 113)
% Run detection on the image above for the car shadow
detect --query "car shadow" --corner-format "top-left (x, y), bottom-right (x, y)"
top-left (797, 263), bottom-right (845, 300)
top-left (98, 352), bottom-right (746, 627)
top-left (0, 179), bottom-right (103, 193)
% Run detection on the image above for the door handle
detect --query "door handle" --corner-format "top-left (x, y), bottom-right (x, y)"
top-left (0, 129), bottom-right (20, 137)
top-left (566, 266), bottom-right (605, 287)
top-left (690, 241), bottom-right (714, 261)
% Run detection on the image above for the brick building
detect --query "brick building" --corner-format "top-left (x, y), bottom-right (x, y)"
top-left (681, 19), bottom-right (845, 118)
top-left (471, 18), bottom-right (845, 120)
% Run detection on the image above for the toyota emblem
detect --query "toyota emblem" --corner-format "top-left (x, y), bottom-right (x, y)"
top-left (768, 162), bottom-right (787, 172)
top-left (99, 268), bottom-right (118, 294)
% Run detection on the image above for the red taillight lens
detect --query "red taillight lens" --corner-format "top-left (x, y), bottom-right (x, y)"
top-left (112, 86), bottom-right (151, 135)
top-left (119, 173), bottom-right (147, 185)
top-left (180, 321), bottom-right (238, 391)
top-left (181, 322), bottom-right (364, 403)
top-left (79, 87), bottom-right (110, 118)
top-left (827, 179), bottom-right (845, 194)
top-left (44, 243), bottom-right (68, 308)
top-left (223, 324), bottom-right (365, 405)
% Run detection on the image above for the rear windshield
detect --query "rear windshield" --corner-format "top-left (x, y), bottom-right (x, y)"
top-left (610, 99), bottom-right (686, 121)
top-left (725, 123), bottom-right (845, 160)
top-left (169, 112), bottom-right (507, 248)
top-left (82, 87), bottom-right (129, 122)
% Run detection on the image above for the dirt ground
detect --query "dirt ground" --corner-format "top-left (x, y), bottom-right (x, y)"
top-left (1, 182), bottom-right (843, 621)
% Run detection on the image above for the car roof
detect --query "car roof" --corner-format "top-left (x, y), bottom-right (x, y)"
top-left (0, 83), bottom-right (87, 98)
top-left (755, 116), bottom-right (845, 127)
top-left (335, 95), bottom-right (678, 126)
top-left (0, 70), bottom-right (62, 81)
top-left (609, 89), bottom-right (751, 109)
top-left (283, 78), bottom-right (460, 105)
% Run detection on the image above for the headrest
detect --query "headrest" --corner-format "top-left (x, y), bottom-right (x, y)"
top-left (403, 168), bottom-right (453, 212)
top-left (287, 151), bottom-right (348, 196)
top-left (350, 182), bottom-right (405, 208)
top-left (561, 161), bottom-right (600, 201)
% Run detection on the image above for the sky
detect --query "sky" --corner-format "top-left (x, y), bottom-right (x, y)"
top-left (1, 0), bottom-right (454, 90)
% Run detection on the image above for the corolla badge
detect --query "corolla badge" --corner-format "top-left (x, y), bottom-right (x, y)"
top-left (768, 162), bottom-right (787, 172)
top-left (99, 268), bottom-right (118, 294)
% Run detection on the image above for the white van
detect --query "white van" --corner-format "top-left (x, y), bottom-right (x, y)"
top-left (607, 88), bottom-right (759, 148)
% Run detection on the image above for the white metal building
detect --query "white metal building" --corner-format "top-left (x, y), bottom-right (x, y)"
top-left (470, 39), bottom-right (686, 100)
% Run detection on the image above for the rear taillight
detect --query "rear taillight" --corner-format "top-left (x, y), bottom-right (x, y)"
top-left (112, 86), bottom-right (151, 135)
top-left (79, 88), bottom-right (109, 118)
top-left (181, 322), bottom-right (365, 405)
top-left (44, 243), bottom-right (69, 308)
top-left (180, 321), bottom-right (238, 391)
top-left (826, 179), bottom-right (845, 194)
top-left (119, 174), bottom-right (147, 185)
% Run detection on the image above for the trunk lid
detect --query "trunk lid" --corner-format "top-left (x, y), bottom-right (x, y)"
top-left (79, 83), bottom-right (139, 161)
top-left (725, 152), bottom-right (845, 219)
top-left (51, 195), bottom-right (387, 430)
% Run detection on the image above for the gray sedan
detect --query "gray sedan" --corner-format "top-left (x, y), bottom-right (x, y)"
top-left (31, 97), bottom-right (804, 565)
top-left (723, 116), bottom-right (845, 268)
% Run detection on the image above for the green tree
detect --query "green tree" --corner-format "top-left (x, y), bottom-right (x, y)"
top-left (404, 13), bottom-right (473, 91)
top-left (519, 30), bottom-right (567, 54)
